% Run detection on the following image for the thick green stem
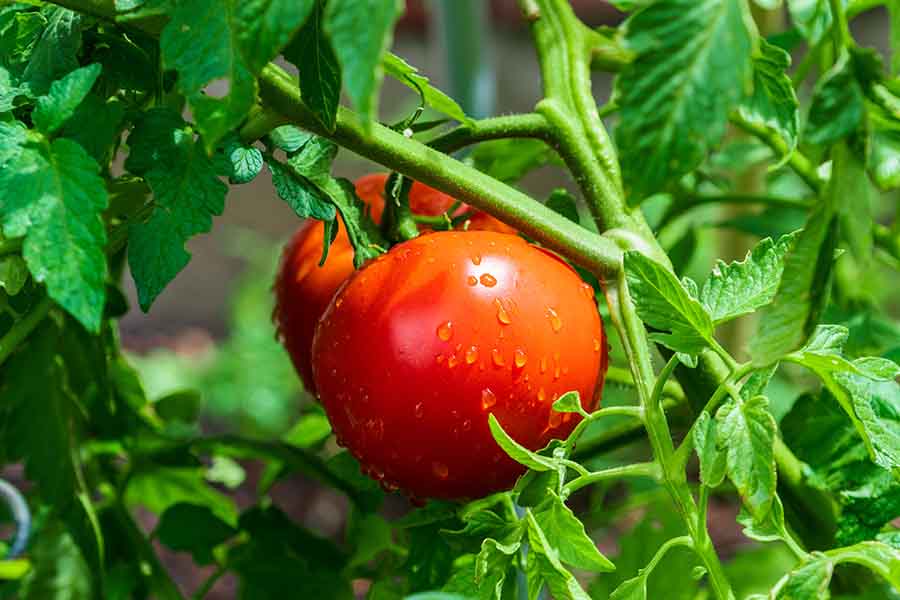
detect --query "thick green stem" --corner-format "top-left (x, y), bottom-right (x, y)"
top-left (427, 113), bottom-right (553, 153)
top-left (563, 461), bottom-right (660, 497)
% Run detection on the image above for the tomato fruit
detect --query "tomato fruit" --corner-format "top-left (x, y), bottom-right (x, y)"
top-left (275, 174), bottom-right (513, 393)
top-left (311, 231), bottom-right (608, 500)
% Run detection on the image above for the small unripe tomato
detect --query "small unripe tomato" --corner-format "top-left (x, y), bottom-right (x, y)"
top-left (275, 174), bottom-right (513, 393)
top-left (312, 231), bottom-right (608, 500)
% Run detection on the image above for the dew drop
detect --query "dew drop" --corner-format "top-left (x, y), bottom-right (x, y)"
top-left (492, 348), bottom-right (505, 367)
top-left (414, 402), bottom-right (424, 418)
top-left (538, 387), bottom-right (547, 402)
top-left (436, 354), bottom-right (445, 364)
top-left (465, 346), bottom-right (479, 364)
top-left (462, 419), bottom-right (472, 431)
top-left (563, 366), bottom-right (569, 375)
top-left (549, 411), bottom-right (562, 428)
top-left (514, 349), bottom-right (527, 368)
top-left (448, 353), bottom-right (460, 368)
top-left (371, 467), bottom-right (385, 480)
top-left (480, 273), bottom-right (497, 287)
top-left (472, 254), bottom-right (482, 265)
top-left (495, 299), bottom-right (512, 325)
top-left (467, 275), bottom-right (478, 286)
top-left (437, 321), bottom-right (453, 341)
top-left (593, 338), bottom-right (601, 352)
top-left (481, 388), bottom-right (497, 409)
top-left (581, 282), bottom-right (594, 298)
top-left (432, 462), bottom-right (449, 479)
top-left (554, 366), bottom-right (561, 380)
top-left (540, 357), bottom-right (548, 373)
top-left (547, 307), bottom-right (562, 332)
top-left (335, 298), bottom-right (343, 308)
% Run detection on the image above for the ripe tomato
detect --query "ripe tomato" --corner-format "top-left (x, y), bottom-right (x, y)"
top-left (275, 174), bottom-right (513, 393)
top-left (312, 231), bottom-right (608, 500)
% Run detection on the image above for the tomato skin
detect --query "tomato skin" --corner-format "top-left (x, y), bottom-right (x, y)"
top-left (312, 231), bottom-right (607, 500)
top-left (275, 174), bottom-right (514, 393)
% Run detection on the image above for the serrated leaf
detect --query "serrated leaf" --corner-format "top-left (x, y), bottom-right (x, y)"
top-left (700, 231), bottom-right (797, 324)
top-left (694, 411), bottom-right (726, 487)
top-left (552, 391), bottom-right (584, 415)
top-left (750, 201), bottom-right (838, 364)
top-left (59, 94), bottom-right (125, 164)
top-left (156, 503), bottom-right (236, 565)
top-left (324, 0), bottom-right (402, 126)
top-left (0, 123), bottom-right (107, 331)
top-left (126, 466), bottom-right (237, 526)
top-left (737, 494), bottom-right (792, 545)
top-left (774, 556), bottom-right (833, 599)
top-left (831, 372), bottom-right (900, 472)
top-left (222, 138), bottom-right (263, 184)
top-left (474, 538), bottom-right (518, 599)
top-left (382, 52), bottom-right (469, 124)
top-left (831, 143), bottom-right (875, 264)
top-left (716, 395), bottom-right (777, 519)
top-left (624, 251), bottom-right (715, 354)
top-left (268, 125), bottom-right (313, 152)
top-left (267, 157), bottom-right (337, 220)
top-left (524, 510), bottom-right (592, 600)
top-left (615, 0), bottom-right (755, 201)
top-left (32, 63), bottom-right (100, 135)
top-left (125, 109), bottom-right (227, 311)
top-left (531, 491), bottom-right (615, 573)
top-left (0, 65), bottom-right (27, 113)
top-left (236, 0), bottom-right (315, 73)
top-left (805, 51), bottom-right (864, 146)
top-left (868, 126), bottom-right (900, 190)
top-left (736, 39), bottom-right (799, 166)
top-left (20, 7), bottom-right (82, 96)
top-left (284, 0), bottom-right (341, 132)
top-left (787, 0), bottom-right (837, 45)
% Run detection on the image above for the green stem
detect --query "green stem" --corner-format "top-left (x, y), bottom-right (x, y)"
top-left (562, 461), bottom-right (660, 498)
top-left (427, 113), bottom-right (553, 154)
top-left (239, 105), bottom-right (289, 144)
top-left (0, 296), bottom-right (52, 368)
top-left (829, 0), bottom-right (850, 52)
top-left (659, 193), bottom-right (814, 229)
top-left (112, 500), bottom-right (183, 600)
top-left (563, 404), bottom-right (644, 454)
top-left (192, 565), bottom-right (226, 600)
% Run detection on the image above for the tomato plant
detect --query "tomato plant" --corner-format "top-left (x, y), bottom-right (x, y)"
top-left (1, 0), bottom-right (900, 599)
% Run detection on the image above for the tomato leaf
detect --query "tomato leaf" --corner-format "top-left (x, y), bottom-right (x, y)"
top-left (693, 411), bottom-right (726, 488)
top-left (324, 0), bottom-right (403, 127)
top-left (787, 0), bottom-right (834, 45)
top-left (487, 414), bottom-right (559, 473)
top-left (700, 231), bottom-right (797, 324)
top-left (125, 109), bottom-right (227, 311)
top-left (0, 123), bottom-right (108, 332)
top-left (623, 251), bottom-right (715, 354)
top-left (19, 7), bottom-right (83, 96)
top-left (805, 51), bottom-right (865, 146)
top-left (59, 94), bottom-right (125, 164)
top-left (156, 503), bottom-right (236, 565)
top-left (284, 0), bottom-right (341, 132)
top-left (735, 39), bottom-right (799, 166)
top-left (716, 395), bottom-right (777, 521)
top-left (126, 466), bottom-right (238, 526)
top-left (531, 491), bottom-right (615, 573)
top-left (31, 63), bottom-right (100, 135)
top-left (382, 52), bottom-right (470, 124)
top-left (524, 509), bottom-right (592, 600)
top-left (831, 143), bottom-right (876, 265)
top-left (474, 538), bottom-right (519, 599)
top-left (220, 136), bottom-right (264, 184)
top-left (614, 0), bottom-right (755, 201)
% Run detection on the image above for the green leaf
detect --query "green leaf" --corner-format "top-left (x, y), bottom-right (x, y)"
top-left (552, 391), bottom-right (586, 416)
top-left (236, 0), bottom-right (316, 73)
top-left (125, 109), bottom-right (227, 311)
top-left (623, 251), bottom-right (715, 354)
top-left (32, 63), bottom-right (100, 135)
top-left (488, 414), bottom-right (559, 472)
top-left (324, 0), bottom-right (403, 126)
top-left (615, 0), bottom-right (755, 201)
top-left (774, 556), bottom-right (833, 599)
top-left (531, 491), bottom-right (615, 573)
top-left (737, 495), bottom-right (793, 546)
top-left (20, 7), bottom-right (82, 96)
top-left (125, 466), bottom-right (238, 526)
top-left (156, 503), bottom-right (236, 565)
top-left (347, 512), bottom-right (394, 568)
top-left (694, 411), bottom-right (727, 487)
top-left (283, 413), bottom-right (332, 448)
top-left (736, 39), bottom-right (799, 165)
top-left (383, 52), bottom-right (469, 124)
top-left (474, 538), bottom-right (518, 600)
top-left (0, 254), bottom-right (27, 295)
top-left (471, 138), bottom-right (555, 185)
top-left (269, 125), bottom-right (314, 152)
top-left (0, 65), bottom-right (27, 113)
top-left (787, 0), bottom-right (834, 44)
top-left (805, 51), bottom-right (865, 146)
top-left (700, 231), bottom-right (797, 324)
top-left (545, 189), bottom-right (582, 228)
top-left (59, 95), bottom-right (125, 164)
top-left (750, 200), bottom-right (838, 364)
top-left (0, 124), bottom-right (108, 332)
top-left (19, 521), bottom-right (92, 600)
top-left (868, 125), bottom-right (900, 190)
top-left (266, 157), bottom-right (337, 221)
top-left (284, 0), bottom-right (341, 132)
top-left (221, 137), bottom-right (264, 184)
top-left (831, 372), bottom-right (900, 472)
top-left (716, 395), bottom-right (777, 519)
top-left (524, 510), bottom-right (592, 600)
top-left (831, 142), bottom-right (875, 264)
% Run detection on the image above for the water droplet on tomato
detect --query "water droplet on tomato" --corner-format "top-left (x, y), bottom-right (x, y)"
top-left (538, 387), bottom-right (547, 403)
top-left (427, 256), bottom-right (436, 264)
top-left (481, 388), bottom-right (497, 409)
top-left (380, 480), bottom-right (399, 493)
top-left (414, 402), bottom-right (424, 418)
top-left (554, 366), bottom-right (561, 380)
top-left (549, 411), bottom-right (562, 428)
top-left (462, 419), bottom-right (471, 431)
top-left (495, 299), bottom-right (511, 324)
top-left (472, 254), bottom-right (482, 265)
top-left (491, 348), bottom-right (505, 367)
top-left (480, 273), bottom-right (497, 287)
top-left (593, 338), bottom-right (601, 352)
top-left (581, 283), bottom-right (594, 298)
top-left (432, 462), bottom-right (449, 479)
top-left (436, 354), bottom-right (445, 364)
top-left (547, 307), bottom-right (562, 332)
top-left (335, 297), bottom-right (343, 308)
top-left (467, 275), bottom-right (478, 286)
top-left (448, 353), bottom-right (460, 368)
top-left (540, 357), bottom-right (548, 373)
top-left (562, 366), bottom-right (569, 375)
top-left (437, 321), bottom-right (453, 341)
top-left (465, 346), bottom-right (479, 364)
top-left (371, 467), bottom-right (385, 480)
top-left (514, 349), bottom-right (527, 368)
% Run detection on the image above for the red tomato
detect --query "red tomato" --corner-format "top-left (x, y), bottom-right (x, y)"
top-left (275, 174), bottom-right (514, 393)
top-left (312, 231), bottom-right (608, 500)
